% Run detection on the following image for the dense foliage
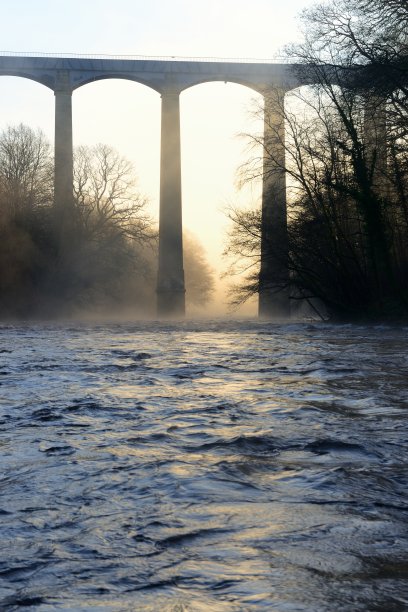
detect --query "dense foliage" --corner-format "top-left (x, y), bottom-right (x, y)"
top-left (226, 0), bottom-right (408, 320)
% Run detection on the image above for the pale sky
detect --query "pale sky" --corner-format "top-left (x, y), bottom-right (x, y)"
top-left (0, 0), bottom-right (317, 315)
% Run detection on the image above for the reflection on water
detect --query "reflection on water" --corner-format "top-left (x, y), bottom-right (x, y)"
top-left (0, 320), bottom-right (408, 610)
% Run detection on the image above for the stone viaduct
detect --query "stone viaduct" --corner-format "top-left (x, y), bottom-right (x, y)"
top-left (0, 54), bottom-right (317, 318)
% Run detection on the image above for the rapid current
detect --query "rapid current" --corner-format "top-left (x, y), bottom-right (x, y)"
top-left (0, 320), bottom-right (407, 611)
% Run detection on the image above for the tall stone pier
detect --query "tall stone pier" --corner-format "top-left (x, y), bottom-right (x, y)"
top-left (54, 70), bottom-right (74, 227)
top-left (157, 87), bottom-right (186, 317)
top-left (258, 88), bottom-right (290, 319)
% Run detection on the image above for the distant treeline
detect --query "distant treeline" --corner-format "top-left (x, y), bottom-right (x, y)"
top-left (0, 125), bottom-right (214, 319)
top-left (226, 0), bottom-right (408, 321)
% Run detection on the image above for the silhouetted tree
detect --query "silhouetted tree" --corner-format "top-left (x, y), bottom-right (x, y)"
top-left (225, 0), bottom-right (408, 320)
top-left (72, 147), bottom-right (215, 313)
top-left (0, 123), bottom-right (53, 218)
top-left (0, 125), bottom-right (55, 316)
top-left (74, 144), bottom-right (153, 243)
top-left (0, 128), bottom-right (155, 317)
top-left (66, 143), bottom-right (156, 312)
top-left (0, 126), bottom-right (215, 318)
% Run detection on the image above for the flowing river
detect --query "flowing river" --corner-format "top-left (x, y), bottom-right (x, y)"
top-left (0, 320), bottom-right (407, 611)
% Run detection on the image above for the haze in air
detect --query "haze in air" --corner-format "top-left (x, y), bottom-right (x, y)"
top-left (0, 1), bottom-right (407, 610)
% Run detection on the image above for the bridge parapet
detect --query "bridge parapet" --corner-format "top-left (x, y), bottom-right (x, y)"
top-left (0, 54), bottom-right (313, 94)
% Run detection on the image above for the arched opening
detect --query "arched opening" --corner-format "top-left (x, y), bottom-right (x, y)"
top-left (0, 77), bottom-right (55, 318)
top-left (72, 78), bottom-right (161, 214)
top-left (70, 78), bottom-right (162, 316)
top-left (0, 76), bottom-right (54, 138)
top-left (180, 81), bottom-right (263, 316)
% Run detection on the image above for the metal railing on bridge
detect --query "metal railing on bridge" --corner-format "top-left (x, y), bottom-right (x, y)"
top-left (0, 50), bottom-right (288, 64)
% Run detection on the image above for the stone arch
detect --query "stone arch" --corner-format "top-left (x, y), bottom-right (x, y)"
top-left (70, 77), bottom-right (162, 207)
top-left (178, 80), bottom-right (264, 316)
top-left (71, 76), bottom-right (161, 220)
top-left (0, 75), bottom-right (54, 139)
top-left (179, 76), bottom-right (264, 96)
top-left (72, 73), bottom-right (162, 94)
top-left (0, 71), bottom-right (54, 90)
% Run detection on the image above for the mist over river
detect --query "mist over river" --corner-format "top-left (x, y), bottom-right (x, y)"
top-left (1, 320), bottom-right (408, 611)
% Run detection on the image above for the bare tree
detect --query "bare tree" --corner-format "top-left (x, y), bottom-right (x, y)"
top-left (225, 69), bottom-right (408, 319)
top-left (0, 123), bottom-right (53, 220)
top-left (73, 143), bottom-right (154, 244)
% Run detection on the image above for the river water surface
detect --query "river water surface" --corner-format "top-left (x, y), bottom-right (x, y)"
top-left (1, 320), bottom-right (408, 611)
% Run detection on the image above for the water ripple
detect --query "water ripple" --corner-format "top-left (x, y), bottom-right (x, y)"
top-left (0, 320), bottom-right (407, 610)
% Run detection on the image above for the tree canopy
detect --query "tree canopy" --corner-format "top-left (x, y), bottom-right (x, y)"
top-left (225, 0), bottom-right (408, 321)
